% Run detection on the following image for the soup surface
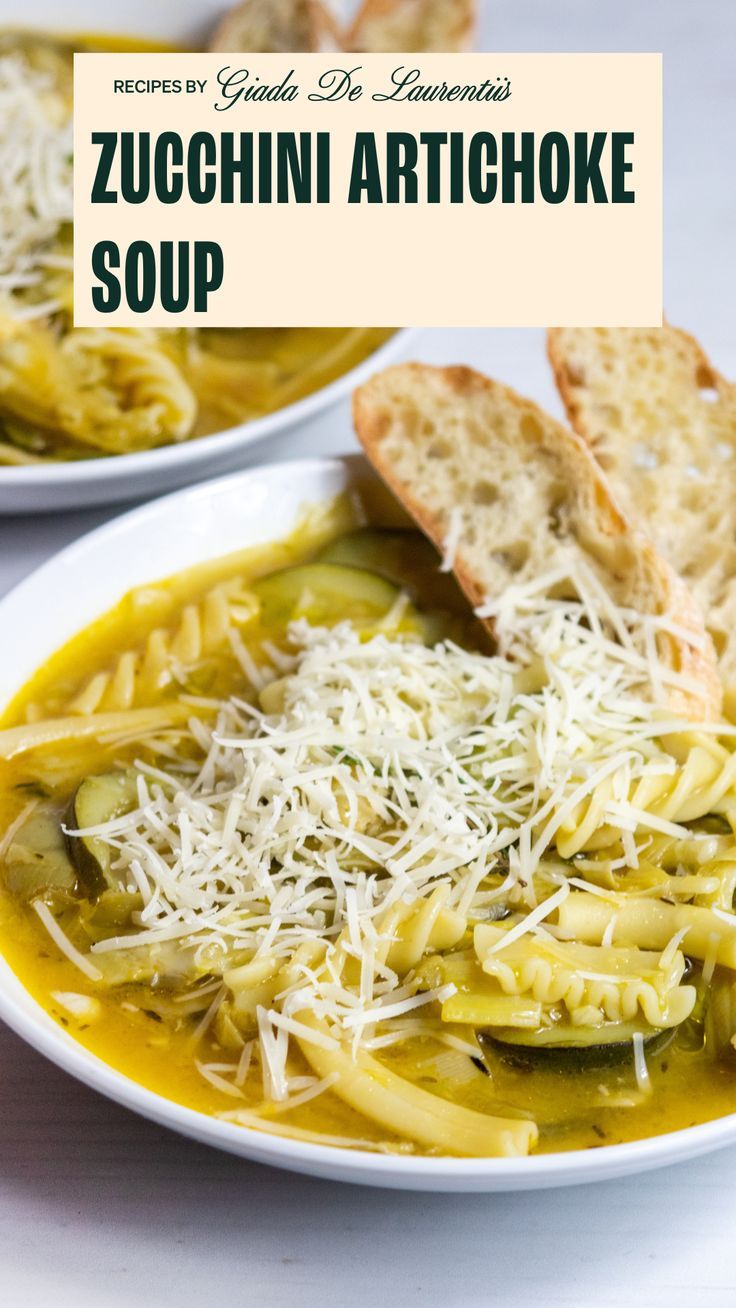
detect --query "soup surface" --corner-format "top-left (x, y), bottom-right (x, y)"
top-left (0, 30), bottom-right (392, 464)
top-left (2, 494), bottom-right (736, 1158)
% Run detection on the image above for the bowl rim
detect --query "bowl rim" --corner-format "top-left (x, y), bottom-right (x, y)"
top-left (0, 329), bottom-right (415, 487)
top-left (1, 454), bottom-right (735, 1191)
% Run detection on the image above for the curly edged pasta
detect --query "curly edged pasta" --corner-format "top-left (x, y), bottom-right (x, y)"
top-left (0, 316), bottom-right (197, 456)
top-left (206, 894), bottom-right (538, 1157)
top-left (549, 733), bottom-right (736, 861)
top-left (0, 315), bottom-right (393, 463)
top-left (59, 329), bottom-right (197, 451)
top-left (473, 924), bottom-right (696, 1030)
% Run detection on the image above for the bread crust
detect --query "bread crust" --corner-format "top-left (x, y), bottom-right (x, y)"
top-left (208, 0), bottom-right (339, 53)
top-left (353, 362), bottom-right (722, 721)
top-left (547, 324), bottom-right (725, 456)
top-left (346, 0), bottom-right (477, 52)
top-left (547, 326), bottom-right (736, 690)
top-left (209, 0), bottom-right (476, 60)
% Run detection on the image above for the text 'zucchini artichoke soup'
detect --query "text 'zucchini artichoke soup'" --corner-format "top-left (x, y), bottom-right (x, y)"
top-left (3, 486), bottom-right (736, 1161)
top-left (0, 29), bottom-right (392, 466)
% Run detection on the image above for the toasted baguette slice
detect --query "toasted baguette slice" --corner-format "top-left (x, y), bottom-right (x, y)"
top-left (548, 326), bottom-right (736, 685)
top-left (353, 363), bottom-right (721, 720)
top-left (208, 0), bottom-right (338, 52)
top-left (346, 0), bottom-right (476, 51)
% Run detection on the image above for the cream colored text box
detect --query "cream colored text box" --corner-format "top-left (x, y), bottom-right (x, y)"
top-left (73, 53), bottom-right (662, 327)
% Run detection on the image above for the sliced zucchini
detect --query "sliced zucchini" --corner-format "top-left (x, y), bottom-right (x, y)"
top-left (3, 807), bottom-right (77, 900)
top-left (66, 769), bottom-right (140, 898)
top-left (705, 972), bottom-right (736, 1060)
top-left (481, 1021), bottom-right (676, 1068)
top-left (317, 529), bottom-right (467, 611)
top-left (254, 563), bottom-right (406, 630)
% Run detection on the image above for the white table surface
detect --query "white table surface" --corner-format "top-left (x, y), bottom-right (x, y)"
top-left (2, 2), bottom-right (736, 1305)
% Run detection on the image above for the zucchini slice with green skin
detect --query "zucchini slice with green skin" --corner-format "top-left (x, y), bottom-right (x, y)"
top-left (705, 973), bottom-right (736, 1060)
top-left (481, 1021), bottom-right (676, 1068)
top-left (254, 563), bottom-right (406, 630)
top-left (317, 529), bottom-right (466, 610)
top-left (3, 807), bottom-right (78, 900)
top-left (66, 770), bottom-right (140, 898)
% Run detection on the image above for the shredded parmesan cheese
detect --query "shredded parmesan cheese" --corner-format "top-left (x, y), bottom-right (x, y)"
top-left (17, 528), bottom-right (723, 1120)
top-left (63, 580), bottom-right (723, 1097)
top-left (632, 1031), bottom-right (652, 1093)
top-left (195, 1060), bottom-right (246, 1099)
top-left (33, 900), bottom-right (102, 982)
top-left (0, 50), bottom-right (73, 316)
top-left (440, 507), bottom-right (463, 573)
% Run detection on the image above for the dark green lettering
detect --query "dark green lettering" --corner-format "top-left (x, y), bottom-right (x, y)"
top-left (574, 132), bottom-right (608, 202)
top-left (188, 133), bottom-right (217, 204)
top-left (220, 132), bottom-right (253, 203)
top-left (420, 132), bottom-right (446, 204)
top-left (193, 242), bottom-right (224, 312)
top-left (120, 133), bottom-right (150, 204)
top-left (611, 132), bottom-right (635, 203)
top-left (154, 132), bottom-right (183, 204)
top-left (90, 133), bottom-right (118, 203)
top-left (501, 131), bottom-right (535, 203)
top-left (91, 241), bottom-right (120, 310)
top-left (387, 133), bottom-right (418, 204)
top-left (539, 132), bottom-right (570, 203)
top-left (469, 133), bottom-right (497, 203)
top-left (277, 133), bottom-right (312, 203)
top-left (348, 133), bottom-right (383, 203)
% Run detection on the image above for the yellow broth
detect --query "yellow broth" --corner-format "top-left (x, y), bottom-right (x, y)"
top-left (1, 498), bottom-right (736, 1156)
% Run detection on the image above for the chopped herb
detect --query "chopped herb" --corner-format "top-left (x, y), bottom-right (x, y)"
top-left (14, 781), bottom-right (49, 798)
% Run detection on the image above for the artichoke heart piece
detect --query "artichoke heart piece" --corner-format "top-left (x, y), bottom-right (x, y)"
top-left (65, 769), bottom-right (140, 898)
top-left (3, 806), bottom-right (78, 900)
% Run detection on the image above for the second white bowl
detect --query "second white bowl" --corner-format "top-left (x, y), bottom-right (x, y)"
top-left (0, 0), bottom-right (412, 512)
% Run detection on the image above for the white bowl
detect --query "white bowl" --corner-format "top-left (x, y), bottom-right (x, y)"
top-left (2, 455), bottom-right (736, 1190)
top-left (0, 0), bottom-right (411, 513)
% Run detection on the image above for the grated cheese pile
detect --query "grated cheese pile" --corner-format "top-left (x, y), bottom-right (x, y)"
top-left (0, 51), bottom-right (73, 317)
top-left (69, 582), bottom-right (714, 1096)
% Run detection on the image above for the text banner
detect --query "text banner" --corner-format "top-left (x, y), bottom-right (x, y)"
top-left (73, 53), bottom-right (662, 327)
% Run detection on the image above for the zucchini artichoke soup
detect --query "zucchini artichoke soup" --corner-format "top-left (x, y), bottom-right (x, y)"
top-left (0, 30), bottom-right (391, 465)
top-left (3, 491), bottom-right (736, 1160)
